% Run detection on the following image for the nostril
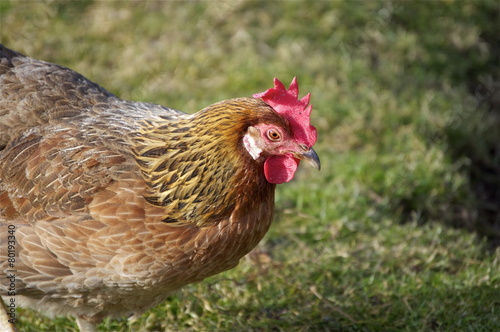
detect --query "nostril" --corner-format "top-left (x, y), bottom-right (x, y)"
top-left (299, 144), bottom-right (309, 151)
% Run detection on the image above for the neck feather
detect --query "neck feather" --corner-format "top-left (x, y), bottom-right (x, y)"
top-left (132, 98), bottom-right (276, 226)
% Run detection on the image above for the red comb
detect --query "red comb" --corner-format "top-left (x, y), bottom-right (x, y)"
top-left (253, 77), bottom-right (317, 147)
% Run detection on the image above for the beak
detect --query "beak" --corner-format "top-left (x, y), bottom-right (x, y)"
top-left (295, 147), bottom-right (321, 170)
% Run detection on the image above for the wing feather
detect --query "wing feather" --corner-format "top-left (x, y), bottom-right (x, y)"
top-left (0, 127), bottom-right (131, 222)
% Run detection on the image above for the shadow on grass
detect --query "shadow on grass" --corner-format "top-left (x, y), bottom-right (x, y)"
top-left (445, 76), bottom-right (500, 247)
top-left (442, 30), bottom-right (500, 246)
top-left (391, 1), bottom-right (500, 247)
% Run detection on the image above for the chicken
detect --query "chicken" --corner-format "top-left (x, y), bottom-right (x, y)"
top-left (0, 44), bottom-right (319, 332)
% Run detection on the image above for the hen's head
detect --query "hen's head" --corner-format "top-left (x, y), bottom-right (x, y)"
top-left (245, 78), bottom-right (320, 184)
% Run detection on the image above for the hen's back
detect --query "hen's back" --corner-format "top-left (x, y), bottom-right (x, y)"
top-left (0, 45), bottom-right (118, 149)
top-left (0, 44), bottom-right (184, 150)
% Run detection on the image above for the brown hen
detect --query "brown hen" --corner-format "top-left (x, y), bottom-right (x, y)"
top-left (0, 45), bottom-right (319, 332)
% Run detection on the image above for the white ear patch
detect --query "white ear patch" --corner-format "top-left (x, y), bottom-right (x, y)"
top-left (243, 127), bottom-right (262, 160)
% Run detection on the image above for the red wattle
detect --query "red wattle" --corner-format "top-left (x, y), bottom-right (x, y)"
top-left (264, 155), bottom-right (299, 184)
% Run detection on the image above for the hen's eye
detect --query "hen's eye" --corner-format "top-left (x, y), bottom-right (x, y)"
top-left (267, 129), bottom-right (282, 141)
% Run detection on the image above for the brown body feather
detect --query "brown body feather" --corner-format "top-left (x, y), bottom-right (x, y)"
top-left (0, 45), bottom-right (283, 327)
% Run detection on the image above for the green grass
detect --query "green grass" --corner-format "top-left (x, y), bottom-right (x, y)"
top-left (1, 1), bottom-right (499, 331)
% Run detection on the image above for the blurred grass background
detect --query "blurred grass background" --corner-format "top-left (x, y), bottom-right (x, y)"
top-left (1, 1), bottom-right (499, 331)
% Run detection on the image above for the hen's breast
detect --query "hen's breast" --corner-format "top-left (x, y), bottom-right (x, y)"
top-left (1, 162), bottom-right (274, 319)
